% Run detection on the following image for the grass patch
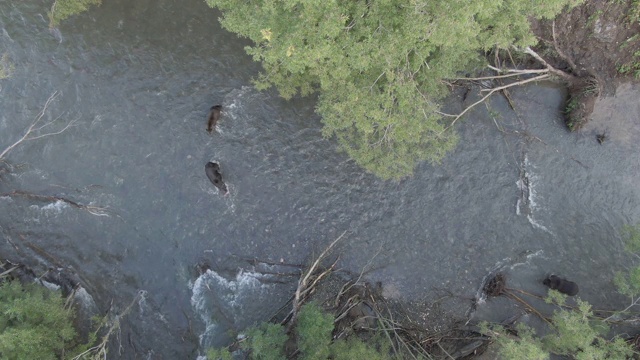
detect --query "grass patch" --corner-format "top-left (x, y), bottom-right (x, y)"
top-left (0, 280), bottom-right (88, 359)
top-left (0, 53), bottom-right (13, 80)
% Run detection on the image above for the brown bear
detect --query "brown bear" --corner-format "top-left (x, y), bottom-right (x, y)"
top-left (205, 162), bottom-right (228, 194)
top-left (543, 274), bottom-right (579, 296)
top-left (206, 105), bottom-right (222, 133)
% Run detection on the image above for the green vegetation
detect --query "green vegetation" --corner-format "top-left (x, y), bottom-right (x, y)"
top-left (563, 96), bottom-right (581, 131)
top-left (0, 280), bottom-right (84, 359)
top-left (629, 0), bottom-right (640, 24)
top-left (205, 0), bottom-right (582, 179)
top-left (297, 303), bottom-right (334, 360)
top-left (587, 10), bottom-right (604, 27)
top-left (48, 0), bottom-right (101, 28)
top-left (207, 303), bottom-right (393, 360)
top-left (204, 223), bottom-right (640, 359)
top-left (206, 348), bottom-right (233, 360)
top-left (543, 296), bottom-right (631, 358)
top-left (617, 0), bottom-right (640, 78)
top-left (242, 322), bottom-right (288, 360)
top-left (614, 223), bottom-right (640, 311)
top-left (488, 224), bottom-right (640, 359)
top-left (0, 53), bottom-right (13, 80)
top-left (0, 270), bottom-right (139, 360)
top-left (617, 51), bottom-right (640, 79)
top-left (486, 293), bottom-right (634, 359)
top-left (487, 323), bottom-right (548, 360)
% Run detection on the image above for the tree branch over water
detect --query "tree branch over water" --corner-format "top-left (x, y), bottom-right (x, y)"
top-left (71, 290), bottom-right (145, 360)
top-left (206, 0), bottom-right (583, 179)
top-left (441, 72), bottom-right (551, 132)
top-left (1, 190), bottom-right (111, 217)
top-left (286, 231), bottom-right (347, 331)
top-left (0, 91), bottom-right (79, 161)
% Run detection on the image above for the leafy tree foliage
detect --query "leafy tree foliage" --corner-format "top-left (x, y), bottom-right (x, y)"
top-left (296, 302), bottom-right (334, 360)
top-left (48, 0), bottom-right (102, 28)
top-left (613, 223), bottom-right (640, 317)
top-left (486, 291), bottom-right (634, 360)
top-left (242, 322), bottom-right (287, 360)
top-left (205, 0), bottom-right (582, 179)
top-left (0, 280), bottom-right (79, 359)
top-left (542, 297), bottom-right (631, 358)
top-left (0, 53), bottom-right (13, 80)
top-left (330, 337), bottom-right (391, 360)
top-left (621, 223), bottom-right (640, 254)
top-left (206, 347), bottom-right (233, 360)
top-left (489, 322), bottom-right (548, 360)
top-left (207, 303), bottom-right (393, 359)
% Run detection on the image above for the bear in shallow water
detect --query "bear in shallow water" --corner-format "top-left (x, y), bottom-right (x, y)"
top-left (543, 274), bottom-right (579, 296)
top-left (205, 162), bottom-right (228, 194)
top-left (206, 105), bottom-right (222, 133)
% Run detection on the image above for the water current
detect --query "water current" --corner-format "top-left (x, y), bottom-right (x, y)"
top-left (1, 0), bottom-right (639, 358)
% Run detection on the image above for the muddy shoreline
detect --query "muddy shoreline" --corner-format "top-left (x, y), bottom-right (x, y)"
top-left (531, 1), bottom-right (640, 131)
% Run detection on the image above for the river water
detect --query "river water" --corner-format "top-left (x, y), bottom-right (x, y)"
top-left (1, 0), bottom-right (639, 358)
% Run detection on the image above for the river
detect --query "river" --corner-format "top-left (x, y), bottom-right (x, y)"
top-left (1, 0), bottom-right (639, 358)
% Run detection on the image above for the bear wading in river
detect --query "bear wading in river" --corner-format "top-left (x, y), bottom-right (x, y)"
top-left (543, 274), bottom-right (579, 296)
top-left (205, 162), bottom-right (228, 195)
top-left (206, 105), bottom-right (222, 133)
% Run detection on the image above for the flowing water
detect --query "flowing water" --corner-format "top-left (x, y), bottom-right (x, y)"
top-left (1, 0), bottom-right (639, 358)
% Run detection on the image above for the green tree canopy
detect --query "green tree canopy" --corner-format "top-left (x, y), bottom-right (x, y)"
top-left (0, 280), bottom-right (79, 359)
top-left (48, 0), bottom-right (102, 28)
top-left (206, 0), bottom-right (581, 179)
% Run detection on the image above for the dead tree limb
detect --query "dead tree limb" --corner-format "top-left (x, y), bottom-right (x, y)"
top-left (441, 41), bottom-right (592, 132)
top-left (551, 21), bottom-right (578, 72)
top-left (503, 289), bottom-right (553, 325)
top-left (522, 46), bottom-right (580, 85)
top-left (441, 73), bottom-right (551, 132)
top-left (1, 190), bottom-right (111, 217)
top-left (0, 91), bottom-right (79, 161)
top-left (0, 266), bottom-right (18, 279)
top-left (286, 231), bottom-right (347, 330)
top-left (71, 291), bottom-right (145, 360)
top-left (451, 68), bottom-right (548, 82)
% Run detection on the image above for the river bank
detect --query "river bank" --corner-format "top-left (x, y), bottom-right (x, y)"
top-left (1, 1), bottom-right (640, 358)
top-left (532, 0), bottom-right (640, 130)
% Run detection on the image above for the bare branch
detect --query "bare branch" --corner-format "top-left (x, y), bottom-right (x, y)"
top-left (441, 44), bottom-right (592, 134)
top-left (298, 231), bottom-right (346, 297)
top-left (1, 190), bottom-right (112, 217)
top-left (441, 74), bottom-right (550, 133)
top-left (28, 114), bottom-right (80, 142)
top-left (604, 296), bottom-right (640, 322)
top-left (286, 231), bottom-right (347, 330)
top-left (0, 91), bottom-right (79, 161)
top-left (522, 47), bottom-right (579, 84)
top-left (451, 68), bottom-right (548, 82)
top-left (370, 71), bottom-right (386, 91)
top-left (0, 266), bottom-right (18, 279)
top-left (71, 291), bottom-right (145, 360)
top-left (434, 110), bottom-right (457, 118)
top-left (552, 20), bottom-right (578, 71)
top-left (487, 65), bottom-right (549, 74)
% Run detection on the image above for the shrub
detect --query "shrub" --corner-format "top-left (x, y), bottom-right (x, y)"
top-left (296, 303), bottom-right (334, 360)
top-left (330, 337), bottom-right (391, 360)
top-left (0, 280), bottom-right (80, 359)
top-left (490, 323), bottom-right (548, 360)
top-left (207, 303), bottom-right (394, 359)
top-left (488, 292), bottom-right (634, 359)
top-left (242, 322), bottom-right (287, 360)
top-left (48, 0), bottom-right (102, 28)
top-left (205, 0), bottom-right (583, 179)
top-left (0, 53), bottom-right (13, 80)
